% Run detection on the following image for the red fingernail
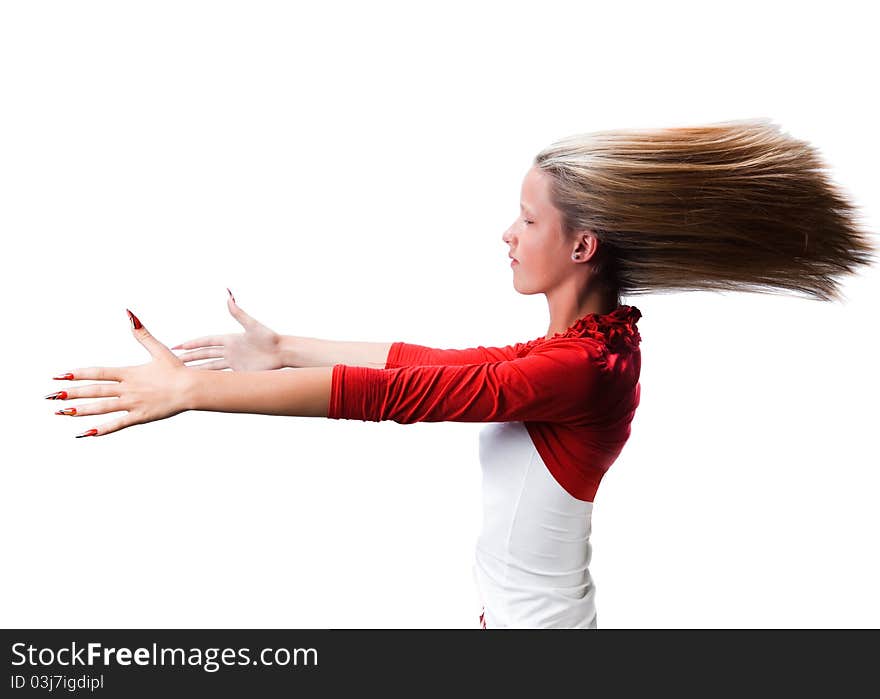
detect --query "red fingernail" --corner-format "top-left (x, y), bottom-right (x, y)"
top-left (55, 408), bottom-right (77, 415)
top-left (75, 429), bottom-right (98, 438)
top-left (171, 344), bottom-right (182, 350)
top-left (227, 288), bottom-right (235, 303)
top-left (44, 391), bottom-right (68, 400)
top-left (53, 373), bottom-right (75, 380)
top-left (126, 308), bottom-right (143, 329)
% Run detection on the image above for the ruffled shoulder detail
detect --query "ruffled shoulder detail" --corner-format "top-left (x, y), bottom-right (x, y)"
top-left (527, 305), bottom-right (642, 354)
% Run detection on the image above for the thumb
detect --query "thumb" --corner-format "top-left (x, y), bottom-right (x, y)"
top-left (126, 309), bottom-right (175, 361)
top-left (226, 288), bottom-right (259, 330)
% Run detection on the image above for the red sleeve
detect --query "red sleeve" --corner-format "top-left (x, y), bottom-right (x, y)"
top-left (330, 338), bottom-right (605, 424)
top-left (384, 340), bottom-right (532, 368)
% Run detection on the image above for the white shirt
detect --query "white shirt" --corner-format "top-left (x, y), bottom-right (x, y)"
top-left (472, 421), bottom-right (597, 629)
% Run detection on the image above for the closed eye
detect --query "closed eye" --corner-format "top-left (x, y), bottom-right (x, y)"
top-left (523, 219), bottom-right (534, 225)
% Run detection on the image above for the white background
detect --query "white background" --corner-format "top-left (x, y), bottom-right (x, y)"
top-left (2, 1), bottom-right (877, 629)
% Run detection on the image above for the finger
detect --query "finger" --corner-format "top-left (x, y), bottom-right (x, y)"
top-left (75, 414), bottom-right (139, 438)
top-left (170, 336), bottom-right (226, 350)
top-left (55, 397), bottom-right (125, 417)
top-left (176, 347), bottom-right (224, 362)
top-left (126, 309), bottom-right (177, 361)
top-left (227, 293), bottom-right (260, 330)
top-left (189, 359), bottom-right (229, 371)
top-left (54, 367), bottom-right (125, 382)
top-left (45, 383), bottom-right (120, 401)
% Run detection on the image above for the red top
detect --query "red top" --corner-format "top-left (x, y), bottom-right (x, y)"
top-left (328, 305), bottom-right (643, 502)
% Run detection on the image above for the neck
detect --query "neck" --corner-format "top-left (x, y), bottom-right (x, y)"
top-left (545, 283), bottom-right (619, 339)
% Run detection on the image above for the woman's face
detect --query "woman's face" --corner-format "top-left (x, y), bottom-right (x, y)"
top-left (502, 166), bottom-right (572, 295)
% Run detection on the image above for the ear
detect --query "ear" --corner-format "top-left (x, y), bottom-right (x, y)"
top-left (573, 230), bottom-right (601, 261)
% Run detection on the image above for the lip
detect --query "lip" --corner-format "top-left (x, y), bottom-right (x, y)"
top-left (510, 259), bottom-right (518, 266)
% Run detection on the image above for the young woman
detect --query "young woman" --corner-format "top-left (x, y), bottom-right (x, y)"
top-left (45, 118), bottom-right (875, 629)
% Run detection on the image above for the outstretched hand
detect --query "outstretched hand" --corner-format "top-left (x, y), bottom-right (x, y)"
top-left (47, 310), bottom-right (192, 438)
top-left (170, 289), bottom-right (284, 371)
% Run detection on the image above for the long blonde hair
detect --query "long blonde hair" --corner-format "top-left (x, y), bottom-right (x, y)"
top-left (533, 118), bottom-right (876, 302)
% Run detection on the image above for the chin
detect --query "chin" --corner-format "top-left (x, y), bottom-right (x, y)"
top-left (513, 282), bottom-right (540, 296)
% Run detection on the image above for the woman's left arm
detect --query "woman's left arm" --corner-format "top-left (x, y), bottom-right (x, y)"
top-left (184, 365), bottom-right (332, 417)
top-left (48, 310), bottom-right (331, 438)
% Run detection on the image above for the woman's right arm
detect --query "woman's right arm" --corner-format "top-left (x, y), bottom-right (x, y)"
top-left (278, 336), bottom-right (394, 369)
top-left (277, 336), bottom-right (526, 369)
top-left (172, 293), bottom-right (524, 371)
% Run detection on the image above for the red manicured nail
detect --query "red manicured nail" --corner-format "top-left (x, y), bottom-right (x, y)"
top-left (227, 288), bottom-right (235, 303)
top-left (171, 344), bottom-right (182, 350)
top-left (44, 391), bottom-right (68, 400)
top-left (53, 373), bottom-right (75, 380)
top-left (55, 408), bottom-right (77, 415)
top-left (75, 429), bottom-right (98, 438)
top-left (126, 308), bottom-right (143, 329)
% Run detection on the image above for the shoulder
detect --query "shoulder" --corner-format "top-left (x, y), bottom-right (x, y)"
top-left (522, 336), bottom-right (641, 391)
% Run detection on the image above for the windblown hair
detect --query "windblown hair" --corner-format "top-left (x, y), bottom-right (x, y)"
top-left (533, 118), bottom-right (877, 302)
